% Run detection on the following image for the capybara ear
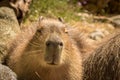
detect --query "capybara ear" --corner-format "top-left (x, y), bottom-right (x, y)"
top-left (61, 27), bottom-right (68, 33)
top-left (38, 16), bottom-right (44, 22)
top-left (37, 16), bottom-right (45, 29)
top-left (64, 27), bottom-right (69, 33)
top-left (58, 17), bottom-right (64, 23)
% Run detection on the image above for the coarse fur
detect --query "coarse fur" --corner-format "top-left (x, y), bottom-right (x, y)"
top-left (83, 32), bottom-right (120, 80)
top-left (56, 17), bottom-right (96, 60)
top-left (67, 28), bottom-right (96, 60)
top-left (7, 18), bottom-right (83, 80)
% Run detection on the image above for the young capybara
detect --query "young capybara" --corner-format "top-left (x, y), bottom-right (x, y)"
top-left (83, 32), bottom-right (120, 80)
top-left (7, 17), bottom-right (83, 80)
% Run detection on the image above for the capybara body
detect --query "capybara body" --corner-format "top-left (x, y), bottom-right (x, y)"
top-left (7, 18), bottom-right (83, 80)
top-left (67, 28), bottom-right (96, 60)
top-left (83, 32), bottom-right (120, 80)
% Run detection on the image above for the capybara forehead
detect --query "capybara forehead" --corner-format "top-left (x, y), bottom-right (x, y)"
top-left (38, 19), bottom-right (66, 34)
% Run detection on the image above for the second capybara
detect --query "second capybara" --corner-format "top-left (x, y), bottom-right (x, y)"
top-left (67, 28), bottom-right (96, 60)
top-left (83, 32), bottom-right (120, 80)
top-left (7, 17), bottom-right (83, 80)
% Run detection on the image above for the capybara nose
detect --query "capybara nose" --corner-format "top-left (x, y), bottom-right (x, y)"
top-left (46, 40), bottom-right (63, 47)
top-left (45, 34), bottom-right (63, 65)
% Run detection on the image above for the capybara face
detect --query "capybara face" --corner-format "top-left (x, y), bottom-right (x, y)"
top-left (28, 18), bottom-right (68, 66)
top-left (7, 18), bottom-right (83, 80)
top-left (45, 33), bottom-right (64, 65)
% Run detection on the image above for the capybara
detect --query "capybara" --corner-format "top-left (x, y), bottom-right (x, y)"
top-left (67, 27), bottom-right (96, 60)
top-left (7, 17), bottom-right (83, 80)
top-left (83, 32), bottom-right (120, 80)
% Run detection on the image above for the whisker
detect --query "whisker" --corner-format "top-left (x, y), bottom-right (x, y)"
top-left (29, 42), bottom-right (40, 47)
top-left (35, 72), bottom-right (41, 80)
top-left (31, 42), bottom-right (40, 45)
top-left (26, 50), bottom-right (42, 54)
top-left (34, 34), bottom-right (41, 39)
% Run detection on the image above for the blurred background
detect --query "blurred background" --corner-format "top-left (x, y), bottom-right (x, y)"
top-left (24, 0), bottom-right (120, 42)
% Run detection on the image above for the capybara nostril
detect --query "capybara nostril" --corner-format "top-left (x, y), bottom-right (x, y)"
top-left (46, 40), bottom-right (63, 47)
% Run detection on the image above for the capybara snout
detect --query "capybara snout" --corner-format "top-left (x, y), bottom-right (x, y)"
top-left (45, 33), bottom-right (63, 65)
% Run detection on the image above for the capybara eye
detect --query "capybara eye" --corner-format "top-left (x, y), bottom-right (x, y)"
top-left (46, 41), bottom-right (51, 47)
top-left (37, 29), bottom-right (42, 33)
top-left (59, 42), bottom-right (63, 46)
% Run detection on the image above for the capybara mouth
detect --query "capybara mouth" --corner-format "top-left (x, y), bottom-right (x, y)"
top-left (47, 62), bottom-right (58, 65)
top-left (45, 54), bottom-right (60, 65)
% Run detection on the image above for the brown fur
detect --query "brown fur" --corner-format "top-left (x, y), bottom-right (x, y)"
top-left (83, 32), bottom-right (120, 80)
top-left (67, 28), bottom-right (96, 60)
top-left (7, 18), bottom-right (83, 80)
